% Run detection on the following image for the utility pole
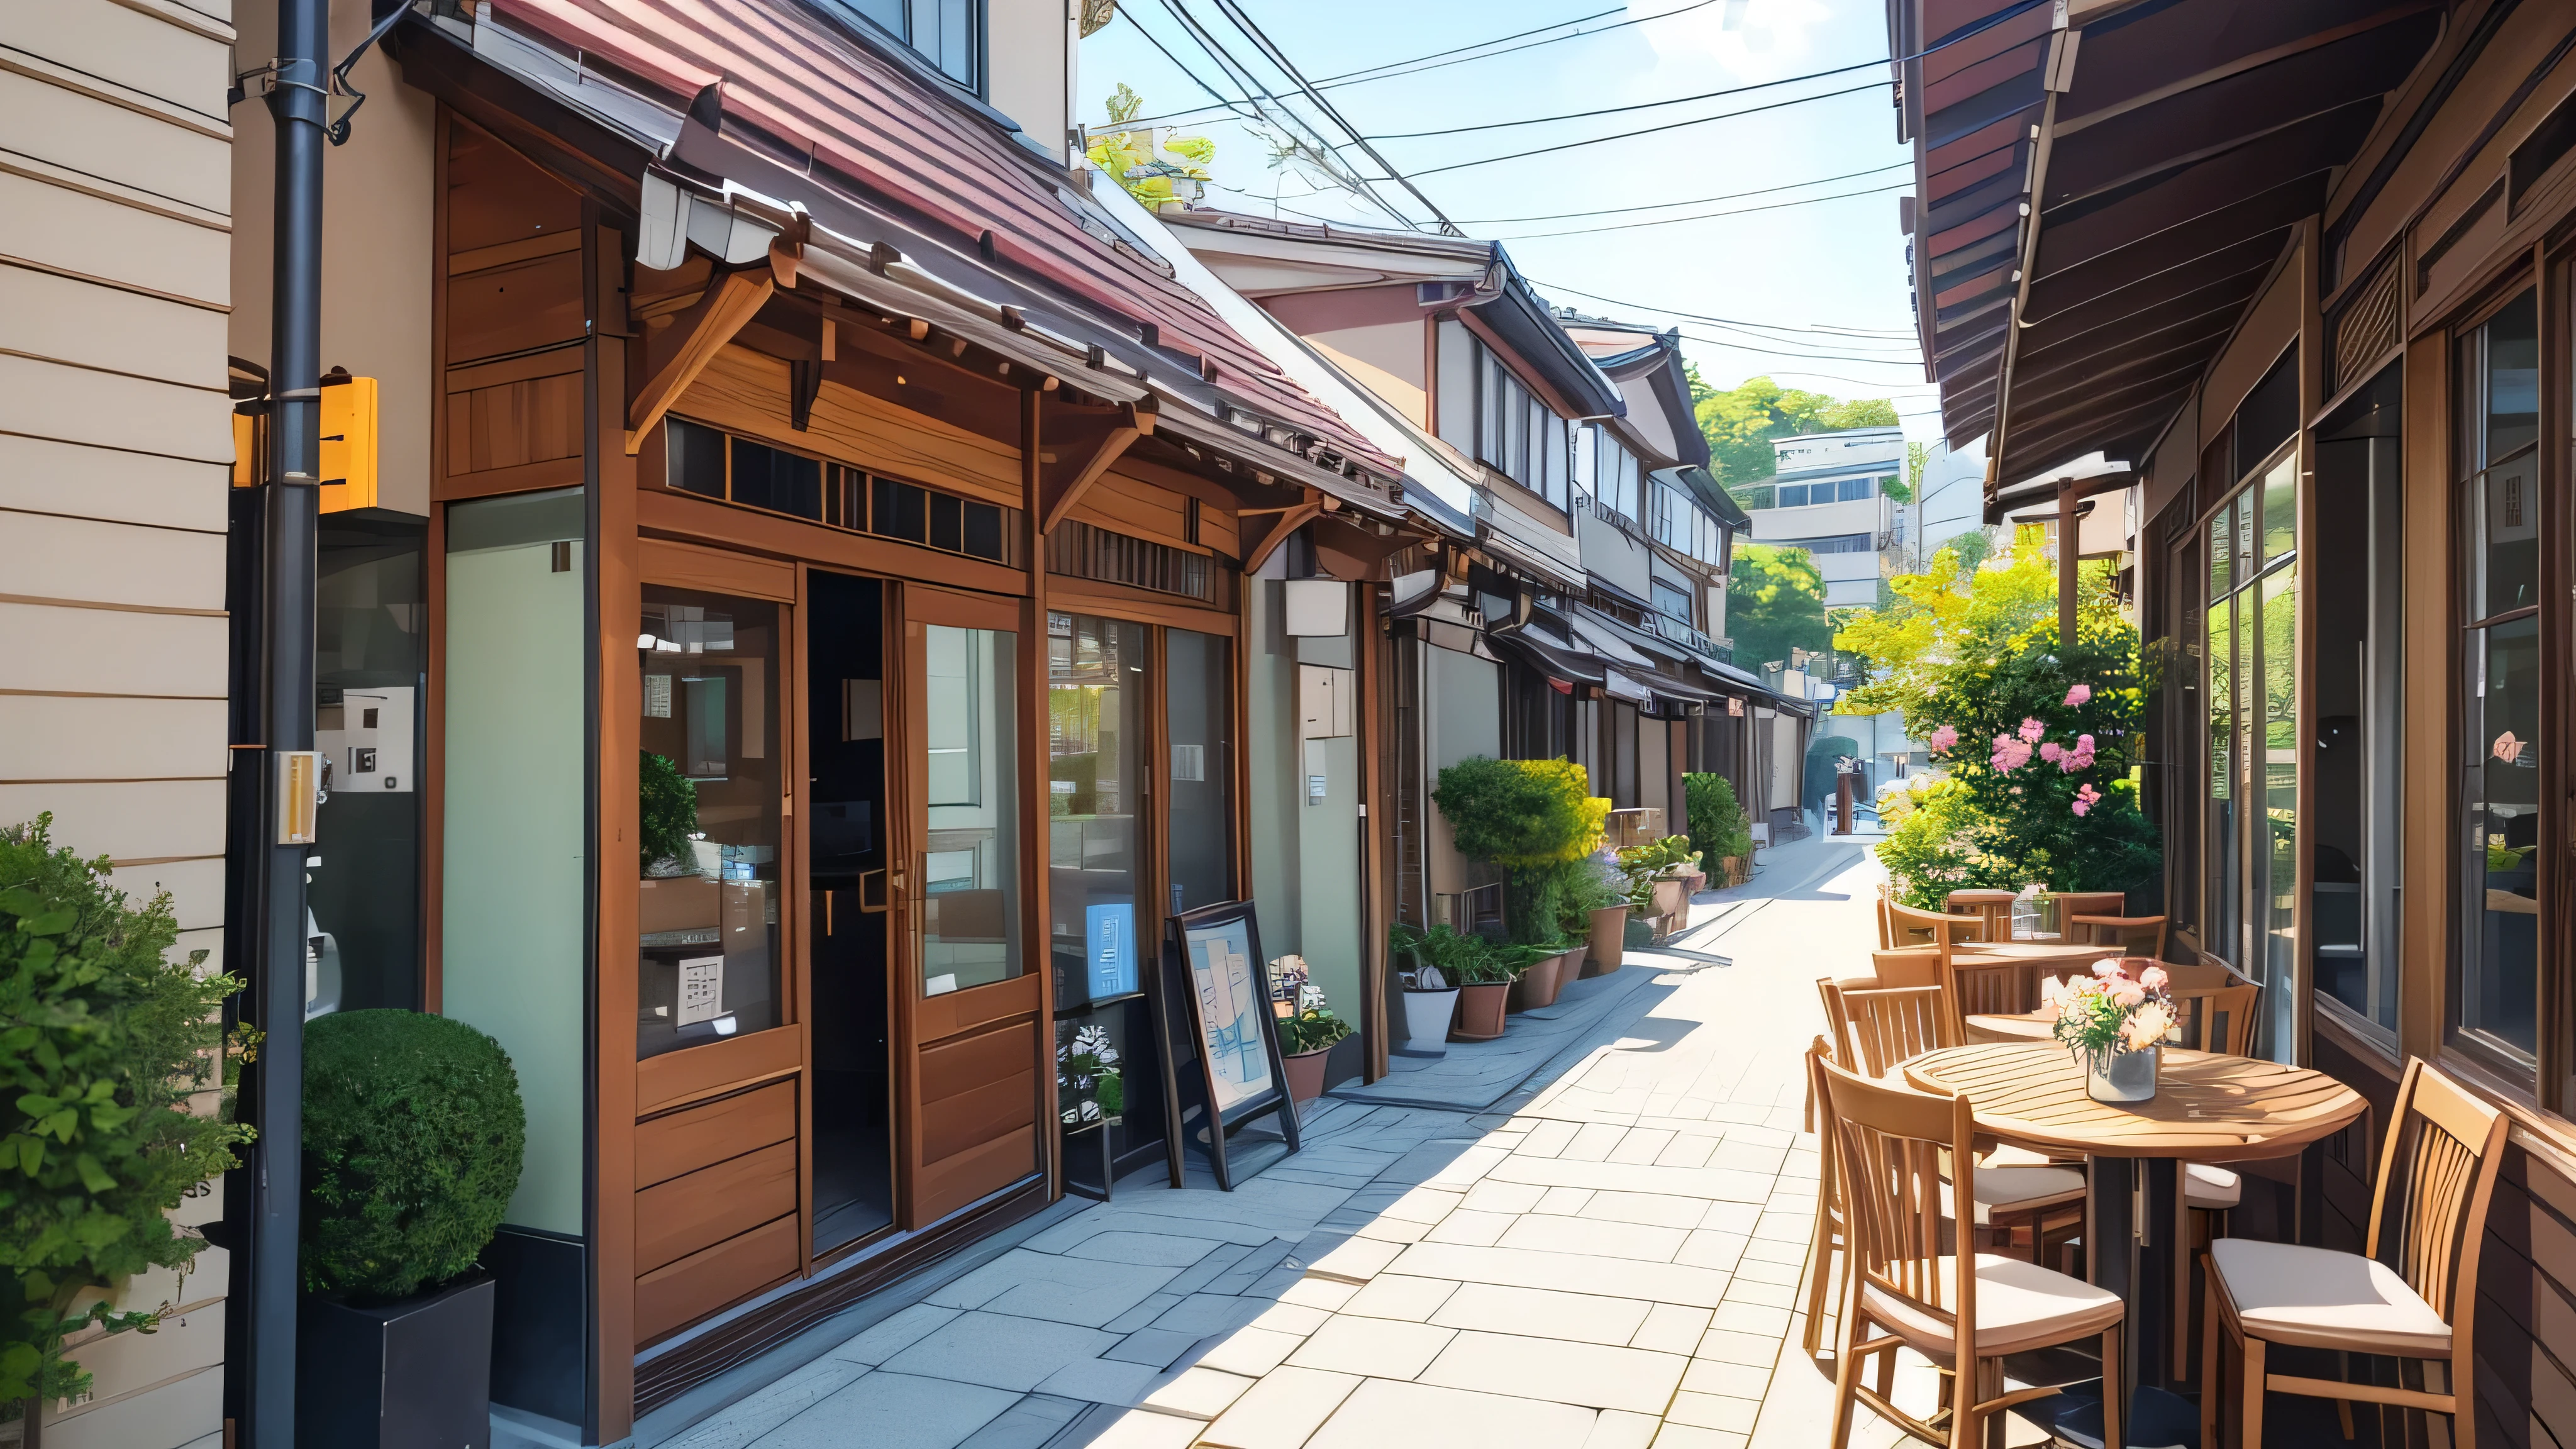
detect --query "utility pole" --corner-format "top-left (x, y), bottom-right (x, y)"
top-left (245, 0), bottom-right (325, 1440)
top-left (2057, 477), bottom-right (2079, 648)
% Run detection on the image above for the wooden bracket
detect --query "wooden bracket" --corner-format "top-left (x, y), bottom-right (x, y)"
top-left (789, 358), bottom-right (822, 431)
top-left (1240, 497), bottom-right (1323, 575)
top-left (625, 268), bottom-right (774, 453)
top-left (1038, 401), bottom-right (1154, 535)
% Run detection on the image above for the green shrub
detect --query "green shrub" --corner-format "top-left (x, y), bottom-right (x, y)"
top-left (1388, 923), bottom-right (1513, 985)
top-left (303, 1010), bottom-right (524, 1302)
top-left (1, 816), bottom-right (250, 1411)
top-left (639, 750), bottom-right (698, 873)
top-left (1684, 773), bottom-right (1752, 861)
top-left (1431, 758), bottom-right (1611, 945)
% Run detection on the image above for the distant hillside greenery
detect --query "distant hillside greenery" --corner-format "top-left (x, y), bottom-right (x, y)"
top-left (1687, 367), bottom-right (1900, 495)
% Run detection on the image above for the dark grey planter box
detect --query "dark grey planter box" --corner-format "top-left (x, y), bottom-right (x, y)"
top-left (297, 1273), bottom-right (494, 1449)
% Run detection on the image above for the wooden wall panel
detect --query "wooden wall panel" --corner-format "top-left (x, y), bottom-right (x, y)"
top-left (445, 370), bottom-right (582, 474)
top-left (633, 1214), bottom-right (798, 1343)
top-left (633, 1140), bottom-right (797, 1275)
top-left (1073, 474), bottom-right (1204, 555)
top-left (916, 1019), bottom-right (1039, 1217)
top-left (916, 1124), bottom-right (1038, 1224)
top-left (445, 250), bottom-right (587, 365)
top-left (679, 346), bottom-right (1023, 508)
top-left (636, 1081), bottom-right (796, 1189)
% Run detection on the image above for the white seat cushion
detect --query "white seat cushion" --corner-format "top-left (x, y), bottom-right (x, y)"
top-left (1973, 1165), bottom-right (2086, 1217)
top-left (2185, 1162), bottom-right (2241, 1210)
top-left (2209, 1238), bottom-right (2451, 1357)
top-left (1858, 1253), bottom-right (2124, 1357)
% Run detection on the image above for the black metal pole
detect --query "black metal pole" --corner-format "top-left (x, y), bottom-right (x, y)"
top-left (250, 1), bottom-right (325, 1442)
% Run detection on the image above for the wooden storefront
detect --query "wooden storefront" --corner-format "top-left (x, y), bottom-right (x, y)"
top-left (391, 6), bottom-right (1423, 1433)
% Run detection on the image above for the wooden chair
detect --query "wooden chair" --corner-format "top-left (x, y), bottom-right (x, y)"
top-left (2048, 891), bottom-right (2127, 933)
top-left (1819, 1055), bottom-right (2124, 1449)
top-left (2201, 1059), bottom-right (2509, 1449)
top-left (2072, 913), bottom-right (2170, 958)
top-left (1869, 948), bottom-right (1941, 987)
top-left (1936, 945), bottom-right (2028, 1033)
top-left (1943, 889), bottom-right (2020, 941)
top-left (1801, 1035), bottom-right (1847, 1356)
top-left (1888, 899), bottom-right (1986, 950)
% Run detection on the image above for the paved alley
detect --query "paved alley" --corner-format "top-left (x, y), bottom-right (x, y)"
top-left (628, 836), bottom-right (2019, 1449)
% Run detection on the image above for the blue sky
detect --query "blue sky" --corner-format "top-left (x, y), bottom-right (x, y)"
top-left (1076, 0), bottom-right (1947, 436)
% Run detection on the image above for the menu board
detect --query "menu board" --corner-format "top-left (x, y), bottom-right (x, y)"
top-left (1182, 913), bottom-right (1272, 1112)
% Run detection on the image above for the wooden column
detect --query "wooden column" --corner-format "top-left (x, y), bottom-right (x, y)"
top-left (1021, 386), bottom-right (1058, 1203)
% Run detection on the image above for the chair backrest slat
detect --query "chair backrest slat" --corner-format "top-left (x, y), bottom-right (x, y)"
top-left (2363, 1060), bottom-right (2511, 1326)
top-left (1835, 984), bottom-right (1959, 1075)
top-left (1869, 949), bottom-right (1941, 986)
top-left (1887, 899), bottom-right (1985, 950)
top-left (1819, 1055), bottom-right (1975, 1357)
top-left (2168, 982), bottom-right (2259, 1057)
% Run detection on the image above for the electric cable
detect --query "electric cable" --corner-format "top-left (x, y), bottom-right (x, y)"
top-left (1488, 179), bottom-right (1910, 239)
top-left (1452, 160), bottom-right (1909, 225)
top-left (1370, 54), bottom-right (1893, 140)
top-left (1527, 278), bottom-right (1916, 338)
top-left (1409, 79), bottom-right (1887, 177)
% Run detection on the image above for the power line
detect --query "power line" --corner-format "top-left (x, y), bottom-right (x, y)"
top-left (1369, 53), bottom-right (1890, 140)
top-left (1672, 331), bottom-right (1925, 367)
top-left (1452, 160), bottom-right (1909, 225)
top-left (1409, 80), bottom-right (1887, 178)
top-left (1119, 7), bottom-right (1264, 124)
top-left (1489, 179), bottom-right (1909, 240)
top-left (1526, 277), bottom-right (1916, 338)
top-left (1315, 5), bottom-right (1626, 86)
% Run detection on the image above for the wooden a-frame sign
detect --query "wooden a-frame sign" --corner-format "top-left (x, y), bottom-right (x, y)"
top-left (1149, 900), bottom-right (1302, 1191)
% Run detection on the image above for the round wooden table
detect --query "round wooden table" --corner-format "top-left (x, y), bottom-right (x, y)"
top-left (1903, 1041), bottom-right (2369, 1438)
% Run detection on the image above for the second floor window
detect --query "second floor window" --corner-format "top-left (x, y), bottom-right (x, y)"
top-left (819, 0), bottom-right (979, 91)
top-left (1775, 475), bottom-right (1876, 508)
top-left (1577, 426), bottom-right (1642, 522)
top-left (1648, 480), bottom-right (1728, 567)
top-left (1651, 578), bottom-right (1694, 625)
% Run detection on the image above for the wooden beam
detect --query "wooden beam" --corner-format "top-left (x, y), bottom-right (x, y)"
top-left (625, 268), bottom-right (774, 452)
top-left (1240, 499), bottom-right (1323, 575)
top-left (1038, 402), bottom-right (1154, 535)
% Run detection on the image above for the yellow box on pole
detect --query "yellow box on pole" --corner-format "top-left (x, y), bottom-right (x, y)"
top-left (319, 373), bottom-right (378, 512)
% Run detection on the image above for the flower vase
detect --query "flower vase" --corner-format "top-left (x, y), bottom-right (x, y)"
top-left (2084, 1045), bottom-right (2159, 1103)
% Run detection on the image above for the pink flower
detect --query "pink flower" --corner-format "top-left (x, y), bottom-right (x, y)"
top-left (2018, 717), bottom-right (2046, 743)
top-left (2140, 966), bottom-right (2169, 990)
top-left (2073, 782), bottom-right (2103, 816)
top-left (2092, 958), bottom-right (2122, 979)
top-left (2065, 683), bottom-right (2093, 707)
top-left (1990, 736), bottom-right (2033, 773)
top-left (2112, 985), bottom-right (2146, 1008)
top-left (2494, 731), bottom-right (2524, 763)
top-left (2038, 741), bottom-right (2065, 765)
top-left (1928, 724), bottom-right (1958, 752)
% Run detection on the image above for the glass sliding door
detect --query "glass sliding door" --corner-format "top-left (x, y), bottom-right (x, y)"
top-left (2200, 455), bottom-right (2297, 1057)
top-left (1165, 628), bottom-right (1236, 915)
top-left (1046, 613), bottom-right (1146, 1012)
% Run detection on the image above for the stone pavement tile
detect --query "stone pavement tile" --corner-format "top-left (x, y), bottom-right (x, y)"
top-left (1155, 1294), bottom-right (1268, 1336)
top-left (1195, 1326), bottom-right (1309, 1378)
top-left (1653, 1136), bottom-right (1721, 1169)
top-left (1136, 1365), bottom-right (1256, 1418)
top-left (1058, 1406), bottom-right (1206, 1448)
top-left (1666, 1391), bottom-right (1760, 1433)
top-left (1708, 1302), bottom-right (1791, 1338)
top-left (1387, 1243), bottom-right (1732, 1307)
top-left (1675, 1231), bottom-right (1747, 1272)
top-left (1765, 1191), bottom-right (1818, 1217)
top-left (1284, 1314), bottom-right (1457, 1379)
top-left (1411, 1143), bottom-right (1511, 1189)
top-left (1379, 1186), bottom-right (1466, 1224)
top-left (1738, 1237), bottom-right (1806, 1266)
top-left (1708, 1142), bottom-right (1786, 1174)
top-left (1533, 1187), bottom-right (1594, 1215)
top-left (1106, 1327), bottom-right (1204, 1367)
top-left (926, 1251), bottom-right (1180, 1328)
top-left (1680, 1358), bottom-right (1770, 1399)
top-left (1577, 1191), bottom-right (1706, 1230)
top-left (1487, 1157), bottom-right (1774, 1203)
top-left (1067, 1232), bottom-right (1230, 1267)
top-left (1497, 1213), bottom-right (1687, 1263)
top-left (1352, 1214), bottom-right (1432, 1245)
top-left (1304, 1377), bottom-right (1599, 1449)
top-left (1265, 1167), bottom-right (1384, 1191)
top-left (1246, 1301), bottom-right (1331, 1336)
top-left (1104, 1179), bottom-right (1355, 1236)
top-left (1033, 1355), bottom-right (1162, 1405)
top-left (1649, 1425), bottom-right (1748, 1449)
top-left (1606, 1129), bottom-right (1677, 1165)
top-left (1693, 1328), bottom-right (1785, 1366)
top-left (754, 1370), bottom-right (1017, 1449)
top-left (1426, 1283), bottom-right (1648, 1345)
top-left (1629, 1303), bottom-right (1712, 1355)
top-left (1204, 1240), bottom-right (1301, 1295)
top-left (829, 1304), bottom-right (963, 1365)
top-left (1159, 1242), bottom-right (1259, 1298)
top-left (1560, 1123), bottom-right (1629, 1161)
top-left (1418, 1330), bottom-right (1685, 1415)
top-left (1104, 1293), bottom-right (1184, 1334)
top-left (1197, 1366), bottom-right (1363, 1449)
top-left (1301, 1235), bottom-right (1404, 1284)
top-left (1697, 1202), bottom-right (1761, 1234)
top-left (1421, 1209), bottom-right (1516, 1246)
top-left (952, 1392), bottom-right (1087, 1449)
top-left (1582, 1409), bottom-right (1665, 1449)
top-left (1723, 1277), bottom-right (1795, 1310)
top-left (1339, 1274), bottom-right (1461, 1323)
top-left (1515, 1119), bottom-right (1580, 1158)
top-left (1243, 1263), bottom-right (1310, 1300)
top-left (662, 1355), bottom-right (869, 1449)
top-left (1461, 1180), bottom-right (1548, 1214)
top-left (878, 1313), bottom-right (1118, 1393)
top-left (1275, 1277), bottom-right (1359, 1311)
top-left (1728, 1256), bottom-right (1801, 1288)
top-left (1749, 1212), bottom-right (1811, 1245)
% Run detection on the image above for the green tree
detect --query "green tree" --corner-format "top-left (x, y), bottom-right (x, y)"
top-left (1831, 528), bottom-right (2121, 727)
top-left (1726, 543), bottom-right (1831, 667)
top-left (1692, 374), bottom-right (1901, 492)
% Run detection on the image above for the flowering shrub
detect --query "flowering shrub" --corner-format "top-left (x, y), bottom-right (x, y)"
top-left (2045, 959), bottom-right (2180, 1058)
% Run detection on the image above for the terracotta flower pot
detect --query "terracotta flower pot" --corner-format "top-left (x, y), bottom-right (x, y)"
top-left (1557, 941), bottom-right (1590, 982)
top-left (1451, 982), bottom-right (1511, 1040)
top-left (1584, 906), bottom-right (1628, 977)
top-left (1508, 952), bottom-right (1566, 1012)
top-left (1284, 1045), bottom-right (1333, 1102)
top-left (1650, 875), bottom-right (1690, 922)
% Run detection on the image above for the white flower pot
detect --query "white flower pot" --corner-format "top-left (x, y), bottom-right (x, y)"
top-left (2084, 1045), bottom-right (2158, 1103)
top-left (1402, 989), bottom-right (1460, 1053)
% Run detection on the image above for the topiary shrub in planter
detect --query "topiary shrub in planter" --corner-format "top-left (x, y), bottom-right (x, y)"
top-left (300, 1009), bottom-right (525, 1448)
top-left (1431, 757), bottom-right (1610, 947)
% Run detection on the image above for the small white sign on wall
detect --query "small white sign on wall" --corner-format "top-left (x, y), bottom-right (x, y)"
top-left (676, 955), bottom-right (724, 1026)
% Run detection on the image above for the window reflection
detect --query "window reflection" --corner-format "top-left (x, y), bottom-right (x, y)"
top-left (921, 625), bottom-right (1021, 995)
top-left (1049, 614), bottom-right (1146, 1009)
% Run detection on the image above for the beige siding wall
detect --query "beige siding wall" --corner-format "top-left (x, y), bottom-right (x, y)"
top-left (0, 0), bottom-right (235, 1441)
top-left (985, 0), bottom-right (1072, 162)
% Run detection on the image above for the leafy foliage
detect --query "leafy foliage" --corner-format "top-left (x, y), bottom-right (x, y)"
top-left (303, 1010), bottom-right (524, 1302)
top-left (1690, 372), bottom-right (1900, 489)
top-left (1684, 772), bottom-right (1753, 863)
top-left (1431, 758), bottom-right (1613, 946)
top-left (1726, 543), bottom-right (1831, 667)
top-left (1388, 923), bottom-right (1516, 986)
top-left (1279, 1005), bottom-right (1353, 1055)
top-left (638, 751), bottom-right (698, 873)
top-left (1833, 528), bottom-right (2123, 723)
top-left (1085, 87), bottom-right (1215, 210)
top-left (1, 816), bottom-right (248, 1409)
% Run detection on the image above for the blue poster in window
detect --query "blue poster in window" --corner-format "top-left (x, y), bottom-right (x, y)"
top-left (1085, 902), bottom-right (1136, 1000)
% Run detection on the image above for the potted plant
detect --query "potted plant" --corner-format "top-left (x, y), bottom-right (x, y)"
top-left (299, 1009), bottom-right (526, 1447)
top-left (2043, 959), bottom-right (2181, 1102)
top-left (2, 817), bottom-right (252, 1441)
top-left (1685, 772), bottom-right (1755, 889)
top-left (1448, 935), bottom-right (1518, 1042)
top-left (1430, 755), bottom-right (1610, 967)
top-left (1559, 860), bottom-right (1629, 979)
top-left (1389, 924), bottom-right (1463, 1055)
top-left (1276, 989), bottom-right (1353, 1102)
top-left (1502, 939), bottom-right (1579, 1012)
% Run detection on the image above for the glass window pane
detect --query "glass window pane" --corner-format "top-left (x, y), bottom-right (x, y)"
top-left (2483, 289), bottom-right (2539, 465)
top-left (638, 586), bottom-right (782, 1058)
top-left (1048, 615), bottom-right (1146, 1010)
top-left (2474, 447), bottom-right (2540, 619)
top-left (313, 520), bottom-right (425, 1014)
top-left (923, 624), bottom-right (1021, 995)
top-left (1166, 630), bottom-right (1235, 916)
top-left (2463, 613), bottom-right (2540, 1054)
top-left (2208, 506), bottom-right (2231, 601)
top-left (667, 418), bottom-right (725, 498)
top-left (2205, 597), bottom-right (2236, 965)
top-left (2259, 453), bottom-right (2296, 564)
top-left (2260, 565), bottom-right (2297, 1060)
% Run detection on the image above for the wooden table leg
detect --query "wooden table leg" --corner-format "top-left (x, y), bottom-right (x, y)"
top-left (2136, 1157), bottom-right (2179, 1389)
top-left (2087, 1157), bottom-right (2138, 1426)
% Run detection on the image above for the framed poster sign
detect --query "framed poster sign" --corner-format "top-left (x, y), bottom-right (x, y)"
top-left (1150, 900), bottom-right (1301, 1190)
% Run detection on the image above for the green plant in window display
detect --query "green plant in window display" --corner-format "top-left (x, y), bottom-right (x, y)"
top-left (639, 750), bottom-right (699, 874)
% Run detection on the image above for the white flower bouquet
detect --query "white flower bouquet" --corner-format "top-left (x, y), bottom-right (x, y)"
top-left (2043, 958), bottom-right (2179, 1102)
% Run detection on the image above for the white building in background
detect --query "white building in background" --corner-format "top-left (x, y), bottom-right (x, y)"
top-left (1739, 426), bottom-right (1904, 606)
